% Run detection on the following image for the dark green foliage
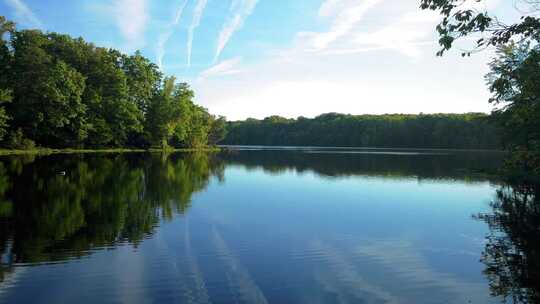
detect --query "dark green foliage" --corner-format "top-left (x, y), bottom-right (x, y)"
top-left (420, 0), bottom-right (540, 56)
top-left (183, 105), bottom-right (212, 148)
top-left (486, 43), bottom-right (540, 175)
top-left (224, 113), bottom-right (501, 149)
top-left (487, 43), bottom-right (540, 152)
top-left (122, 50), bottom-right (162, 116)
top-left (145, 78), bottom-right (211, 148)
top-left (0, 17), bottom-right (13, 142)
top-left (475, 181), bottom-right (540, 303)
top-left (208, 116), bottom-right (228, 145)
top-left (0, 17), bottom-right (222, 149)
top-left (9, 33), bottom-right (88, 146)
top-left (6, 128), bottom-right (35, 150)
top-left (0, 90), bottom-right (11, 142)
top-left (146, 76), bottom-right (179, 148)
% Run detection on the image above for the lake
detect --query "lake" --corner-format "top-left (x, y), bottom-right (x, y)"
top-left (0, 148), bottom-right (536, 303)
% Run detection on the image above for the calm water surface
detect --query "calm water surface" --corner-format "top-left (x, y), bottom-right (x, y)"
top-left (0, 148), bottom-right (535, 303)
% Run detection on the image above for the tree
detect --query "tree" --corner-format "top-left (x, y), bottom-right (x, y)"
top-left (208, 116), bottom-right (227, 145)
top-left (146, 77), bottom-right (176, 148)
top-left (9, 30), bottom-right (88, 147)
top-left (0, 16), bottom-right (219, 149)
top-left (0, 16), bottom-right (14, 83)
top-left (85, 49), bottom-right (144, 147)
top-left (171, 82), bottom-right (197, 147)
top-left (222, 113), bottom-right (500, 149)
top-left (183, 105), bottom-right (212, 148)
top-left (37, 61), bottom-right (87, 146)
top-left (121, 51), bottom-right (162, 116)
top-left (420, 0), bottom-right (540, 56)
top-left (486, 43), bottom-right (540, 174)
top-left (145, 77), bottom-right (196, 148)
top-left (0, 17), bottom-right (14, 141)
top-left (0, 90), bottom-right (11, 142)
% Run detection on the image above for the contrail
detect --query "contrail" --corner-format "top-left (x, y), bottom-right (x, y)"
top-left (214, 0), bottom-right (258, 63)
top-left (156, 0), bottom-right (189, 70)
top-left (211, 227), bottom-right (268, 304)
top-left (180, 217), bottom-right (211, 304)
top-left (187, 0), bottom-right (208, 68)
top-left (5, 0), bottom-right (44, 28)
top-left (173, 0), bottom-right (189, 24)
top-left (312, 0), bottom-right (382, 50)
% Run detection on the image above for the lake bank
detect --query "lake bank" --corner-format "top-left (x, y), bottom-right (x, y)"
top-left (0, 147), bottom-right (221, 156)
top-left (219, 145), bottom-right (507, 153)
top-left (0, 145), bottom-right (506, 156)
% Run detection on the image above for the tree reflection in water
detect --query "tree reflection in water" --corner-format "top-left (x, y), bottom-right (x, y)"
top-left (3, 149), bottom-right (536, 304)
top-left (0, 153), bottom-right (224, 275)
top-left (476, 180), bottom-right (540, 303)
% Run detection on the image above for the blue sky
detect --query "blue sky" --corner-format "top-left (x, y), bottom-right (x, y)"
top-left (1, 0), bottom-right (520, 120)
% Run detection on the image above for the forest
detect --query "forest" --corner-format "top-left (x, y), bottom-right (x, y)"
top-left (0, 16), bottom-right (226, 150)
top-left (223, 113), bottom-right (501, 149)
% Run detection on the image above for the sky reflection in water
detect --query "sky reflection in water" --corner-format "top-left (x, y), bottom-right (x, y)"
top-left (0, 149), bottom-right (525, 303)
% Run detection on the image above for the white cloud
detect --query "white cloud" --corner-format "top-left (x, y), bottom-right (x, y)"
top-left (318, 0), bottom-right (341, 17)
top-left (214, 0), bottom-right (259, 62)
top-left (187, 0), bottom-right (208, 68)
top-left (156, 0), bottom-right (190, 69)
top-left (345, 11), bottom-right (440, 58)
top-left (197, 64), bottom-right (492, 120)
top-left (115, 0), bottom-right (148, 50)
top-left (290, 1), bottom-right (440, 58)
top-left (460, 0), bottom-right (501, 11)
top-left (306, 0), bottom-right (383, 50)
top-left (229, 0), bottom-right (242, 13)
top-left (4, 0), bottom-right (43, 28)
top-left (199, 57), bottom-right (243, 80)
top-left (194, 0), bottom-right (495, 120)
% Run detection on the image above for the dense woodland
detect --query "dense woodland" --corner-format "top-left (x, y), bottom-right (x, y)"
top-left (223, 113), bottom-right (501, 149)
top-left (0, 16), bottom-right (226, 149)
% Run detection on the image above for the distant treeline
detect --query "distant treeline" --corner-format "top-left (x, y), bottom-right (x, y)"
top-left (0, 17), bottom-right (226, 149)
top-left (223, 113), bottom-right (501, 149)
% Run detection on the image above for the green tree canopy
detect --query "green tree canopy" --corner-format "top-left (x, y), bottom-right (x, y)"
top-left (420, 0), bottom-right (540, 56)
top-left (224, 113), bottom-right (501, 149)
top-left (0, 16), bottom-right (225, 149)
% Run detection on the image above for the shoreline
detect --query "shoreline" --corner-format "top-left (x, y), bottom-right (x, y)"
top-left (0, 147), bottom-right (221, 156)
top-left (0, 145), bottom-right (507, 156)
top-left (219, 145), bottom-right (506, 153)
